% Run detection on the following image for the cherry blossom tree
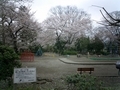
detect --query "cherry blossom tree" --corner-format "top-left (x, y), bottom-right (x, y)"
top-left (0, 0), bottom-right (40, 53)
top-left (40, 6), bottom-right (92, 54)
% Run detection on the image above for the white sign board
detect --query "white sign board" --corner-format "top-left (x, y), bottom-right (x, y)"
top-left (14, 68), bottom-right (36, 83)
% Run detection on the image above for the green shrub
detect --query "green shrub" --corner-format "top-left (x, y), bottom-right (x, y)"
top-left (65, 74), bottom-right (112, 90)
top-left (29, 45), bottom-right (40, 53)
top-left (101, 51), bottom-right (110, 55)
top-left (63, 50), bottom-right (77, 55)
top-left (0, 45), bottom-right (21, 86)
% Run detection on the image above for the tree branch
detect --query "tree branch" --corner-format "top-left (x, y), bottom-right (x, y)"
top-left (102, 7), bottom-right (117, 21)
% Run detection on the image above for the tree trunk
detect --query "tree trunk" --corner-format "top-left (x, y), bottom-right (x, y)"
top-left (1, 18), bottom-right (5, 45)
top-left (13, 38), bottom-right (18, 53)
top-left (118, 44), bottom-right (120, 55)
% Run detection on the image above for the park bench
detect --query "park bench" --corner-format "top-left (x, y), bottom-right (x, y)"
top-left (77, 67), bottom-right (94, 74)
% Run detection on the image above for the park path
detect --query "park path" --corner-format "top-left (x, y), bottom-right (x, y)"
top-left (19, 55), bottom-right (120, 89)
top-left (22, 55), bottom-right (118, 78)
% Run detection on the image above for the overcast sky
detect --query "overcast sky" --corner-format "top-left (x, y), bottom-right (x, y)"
top-left (30, 0), bottom-right (120, 23)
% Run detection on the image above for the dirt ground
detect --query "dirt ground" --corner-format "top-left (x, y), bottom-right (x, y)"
top-left (21, 54), bottom-right (120, 89)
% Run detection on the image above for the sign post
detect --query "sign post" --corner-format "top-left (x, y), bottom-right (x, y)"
top-left (14, 68), bottom-right (36, 83)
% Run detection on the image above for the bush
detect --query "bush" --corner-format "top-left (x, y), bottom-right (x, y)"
top-left (29, 45), bottom-right (40, 53)
top-left (63, 50), bottom-right (77, 55)
top-left (101, 51), bottom-right (110, 55)
top-left (0, 45), bottom-right (21, 86)
top-left (65, 74), bottom-right (112, 90)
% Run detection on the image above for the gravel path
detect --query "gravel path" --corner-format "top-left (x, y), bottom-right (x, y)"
top-left (22, 56), bottom-right (118, 77)
top-left (21, 55), bottom-right (120, 89)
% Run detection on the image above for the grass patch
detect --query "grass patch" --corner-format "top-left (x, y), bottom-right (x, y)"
top-left (90, 57), bottom-right (120, 60)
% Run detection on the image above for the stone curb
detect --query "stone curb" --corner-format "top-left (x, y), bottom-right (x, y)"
top-left (59, 58), bottom-right (116, 65)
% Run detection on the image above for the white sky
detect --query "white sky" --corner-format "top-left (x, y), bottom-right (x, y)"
top-left (30, 0), bottom-right (120, 23)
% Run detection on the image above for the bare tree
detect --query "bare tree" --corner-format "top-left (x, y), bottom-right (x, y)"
top-left (92, 5), bottom-right (120, 26)
top-left (102, 11), bottom-right (120, 54)
top-left (93, 6), bottom-right (120, 54)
